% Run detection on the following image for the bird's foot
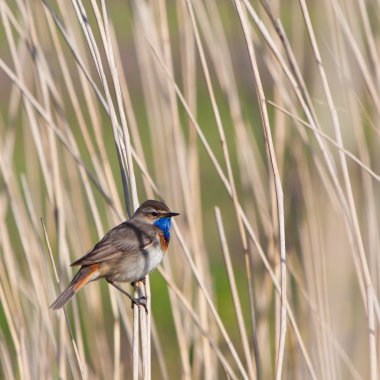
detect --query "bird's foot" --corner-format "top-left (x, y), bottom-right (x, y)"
top-left (107, 279), bottom-right (148, 313)
top-left (131, 296), bottom-right (147, 313)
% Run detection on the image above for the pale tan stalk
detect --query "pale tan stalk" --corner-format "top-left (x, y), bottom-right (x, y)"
top-left (215, 207), bottom-right (256, 379)
top-left (0, 1), bottom-right (53, 202)
top-left (232, 2), bottom-right (286, 379)
top-left (299, 1), bottom-right (378, 376)
top-left (287, 261), bottom-right (363, 380)
top-left (133, 297), bottom-right (140, 380)
top-left (158, 268), bottom-right (239, 380)
top-left (41, 219), bottom-right (86, 379)
top-left (330, 0), bottom-right (380, 113)
top-left (267, 101), bottom-right (380, 181)
top-left (174, 223), bottom-right (249, 378)
top-left (151, 319), bottom-right (170, 380)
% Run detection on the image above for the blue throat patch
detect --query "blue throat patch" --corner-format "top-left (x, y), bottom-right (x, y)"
top-left (153, 217), bottom-right (172, 241)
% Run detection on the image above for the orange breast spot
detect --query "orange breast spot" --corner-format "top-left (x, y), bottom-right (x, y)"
top-left (159, 233), bottom-right (169, 252)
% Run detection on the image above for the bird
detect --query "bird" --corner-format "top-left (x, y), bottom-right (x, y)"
top-left (50, 200), bottom-right (179, 311)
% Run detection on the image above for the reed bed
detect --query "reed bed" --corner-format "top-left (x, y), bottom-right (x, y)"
top-left (0, 0), bottom-right (379, 379)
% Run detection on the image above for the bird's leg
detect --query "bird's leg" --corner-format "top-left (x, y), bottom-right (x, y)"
top-left (107, 279), bottom-right (147, 313)
top-left (131, 276), bottom-right (146, 286)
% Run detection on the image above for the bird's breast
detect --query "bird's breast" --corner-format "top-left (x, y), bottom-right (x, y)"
top-left (106, 244), bottom-right (164, 283)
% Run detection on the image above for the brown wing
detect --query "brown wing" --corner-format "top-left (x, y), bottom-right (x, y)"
top-left (71, 220), bottom-right (156, 267)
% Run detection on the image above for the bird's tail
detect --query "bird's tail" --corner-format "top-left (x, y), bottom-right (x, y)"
top-left (50, 264), bottom-right (100, 310)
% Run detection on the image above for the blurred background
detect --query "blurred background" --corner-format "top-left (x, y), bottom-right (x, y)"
top-left (0, 0), bottom-right (379, 379)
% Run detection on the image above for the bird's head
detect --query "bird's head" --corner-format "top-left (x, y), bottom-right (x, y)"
top-left (133, 200), bottom-right (179, 224)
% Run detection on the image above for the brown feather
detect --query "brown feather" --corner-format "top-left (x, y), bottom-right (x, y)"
top-left (71, 220), bottom-right (156, 267)
top-left (50, 264), bottom-right (100, 309)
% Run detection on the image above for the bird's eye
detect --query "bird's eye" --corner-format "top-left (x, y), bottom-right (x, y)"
top-left (151, 211), bottom-right (158, 217)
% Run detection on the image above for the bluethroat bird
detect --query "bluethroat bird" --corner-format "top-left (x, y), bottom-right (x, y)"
top-left (50, 200), bottom-right (179, 311)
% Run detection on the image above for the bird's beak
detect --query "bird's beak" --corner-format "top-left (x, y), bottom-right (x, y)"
top-left (165, 212), bottom-right (180, 218)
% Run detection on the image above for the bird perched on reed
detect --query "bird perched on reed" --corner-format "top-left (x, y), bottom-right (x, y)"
top-left (50, 200), bottom-right (179, 311)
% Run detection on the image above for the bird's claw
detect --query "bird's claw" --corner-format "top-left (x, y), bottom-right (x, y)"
top-left (131, 296), bottom-right (148, 313)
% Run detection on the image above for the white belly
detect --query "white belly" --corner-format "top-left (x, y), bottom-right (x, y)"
top-left (110, 245), bottom-right (164, 283)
